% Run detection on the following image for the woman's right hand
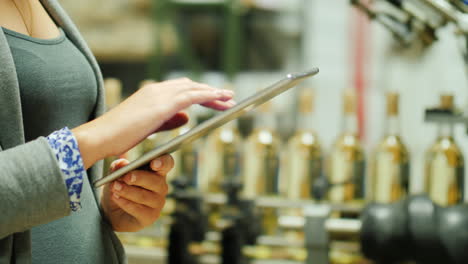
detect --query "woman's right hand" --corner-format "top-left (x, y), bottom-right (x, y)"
top-left (72, 78), bottom-right (235, 169)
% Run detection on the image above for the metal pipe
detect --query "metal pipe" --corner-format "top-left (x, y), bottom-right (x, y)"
top-left (420, 0), bottom-right (468, 35)
top-left (420, 0), bottom-right (460, 23)
top-left (325, 218), bottom-right (362, 236)
top-left (350, 0), bottom-right (416, 45)
top-left (279, 215), bottom-right (361, 236)
top-left (203, 194), bottom-right (364, 213)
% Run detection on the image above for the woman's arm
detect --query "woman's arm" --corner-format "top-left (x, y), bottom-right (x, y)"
top-left (0, 78), bottom-right (233, 238)
top-left (0, 137), bottom-right (70, 239)
top-left (73, 78), bottom-right (234, 169)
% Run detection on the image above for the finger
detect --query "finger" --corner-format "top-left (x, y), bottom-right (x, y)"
top-left (176, 89), bottom-right (234, 109)
top-left (112, 181), bottom-right (164, 209)
top-left (150, 154), bottom-right (174, 174)
top-left (109, 158), bottom-right (130, 173)
top-left (188, 84), bottom-right (234, 96)
top-left (111, 194), bottom-right (161, 227)
top-left (172, 79), bottom-right (220, 93)
top-left (201, 94), bottom-right (233, 103)
top-left (201, 99), bottom-right (236, 111)
top-left (155, 112), bottom-right (189, 132)
top-left (121, 170), bottom-right (169, 194)
top-left (164, 78), bottom-right (207, 93)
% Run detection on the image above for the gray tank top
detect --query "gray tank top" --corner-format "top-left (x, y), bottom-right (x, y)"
top-left (3, 27), bottom-right (120, 263)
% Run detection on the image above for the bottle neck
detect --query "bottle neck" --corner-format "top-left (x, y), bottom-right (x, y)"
top-left (297, 111), bottom-right (315, 131)
top-left (437, 123), bottom-right (454, 138)
top-left (256, 111), bottom-right (276, 130)
top-left (342, 113), bottom-right (358, 134)
top-left (385, 115), bottom-right (400, 136)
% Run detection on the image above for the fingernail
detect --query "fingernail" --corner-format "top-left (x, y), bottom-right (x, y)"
top-left (114, 182), bottom-right (122, 191)
top-left (113, 193), bottom-right (120, 199)
top-left (152, 159), bottom-right (163, 169)
top-left (131, 173), bottom-right (137, 183)
top-left (110, 160), bottom-right (118, 171)
top-left (110, 159), bottom-right (126, 171)
top-left (227, 100), bottom-right (236, 106)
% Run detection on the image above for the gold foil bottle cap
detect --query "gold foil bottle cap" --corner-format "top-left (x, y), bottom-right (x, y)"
top-left (343, 89), bottom-right (357, 114)
top-left (386, 92), bottom-right (399, 116)
top-left (440, 94), bottom-right (454, 110)
top-left (104, 78), bottom-right (122, 109)
top-left (298, 88), bottom-right (314, 114)
top-left (139, 79), bottom-right (156, 89)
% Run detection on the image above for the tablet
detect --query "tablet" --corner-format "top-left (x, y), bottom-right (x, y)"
top-left (93, 68), bottom-right (319, 188)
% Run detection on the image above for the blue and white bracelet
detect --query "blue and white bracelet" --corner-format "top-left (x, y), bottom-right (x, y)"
top-left (47, 127), bottom-right (85, 211)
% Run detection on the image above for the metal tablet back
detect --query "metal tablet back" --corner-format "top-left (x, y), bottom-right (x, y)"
top-left (94, 68), bottom-right (319, 188)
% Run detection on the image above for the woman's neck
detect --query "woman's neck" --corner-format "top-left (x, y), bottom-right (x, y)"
top-left (0, 0), bottom-right (60, 39)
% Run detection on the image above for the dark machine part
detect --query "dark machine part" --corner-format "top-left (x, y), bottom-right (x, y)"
top-left (360, 194), bottom-right (468, 264)
top-left (168, 177), bottom-right (208, 264)
top-left (222, 224), bottom-right (245, 264)
top-left (312, 173), bottom-right (330, 201)
top-left (417, 2), bottom-right (468, 133)
top-left (350, 0), bottom-right (414, 45)
top-left (220, 179), bottom-right (261, 264)
top-left (425, 103), bottom-right (468, 134)
top-left (388, 0), bottom-right (403, 7)
top-left (450, 0), bottom-right (468, 13)
top-left (350, 0), bottom-right (438, 46)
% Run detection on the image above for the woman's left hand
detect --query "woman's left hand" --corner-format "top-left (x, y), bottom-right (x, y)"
top-left (101, 155), bottom-right (172, 232)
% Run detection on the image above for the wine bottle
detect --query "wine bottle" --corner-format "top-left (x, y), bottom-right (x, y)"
top-left (284, 88), bottom-right (322, 200)
top-left (327, 89), bottom-right (365, 203)
top-left (370, 92), bottom-right (409, 203)
top-left (199, 120), bottom-right (242, 193)
top-left (425, 94), bottom-right (465, 206)
top-left (243, 101), bottom-right (281, 198)
top-left (170, 115), bottom-right (200, 188)
top-left (243, 101), bottom-right (282, 235)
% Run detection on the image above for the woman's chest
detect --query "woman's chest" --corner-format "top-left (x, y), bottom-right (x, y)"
top-left (4, 28), bottom-right (98, 140)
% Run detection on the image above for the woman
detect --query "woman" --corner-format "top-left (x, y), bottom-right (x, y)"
top-left (0, 0), bottom-right (235, 263)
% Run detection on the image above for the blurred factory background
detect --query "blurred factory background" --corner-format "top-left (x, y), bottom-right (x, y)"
top-left (60, 0), bottom-right (468, 264)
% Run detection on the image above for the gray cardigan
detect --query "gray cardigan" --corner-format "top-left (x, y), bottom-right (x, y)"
top-left (0, 0), bottom-right (125, 263)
